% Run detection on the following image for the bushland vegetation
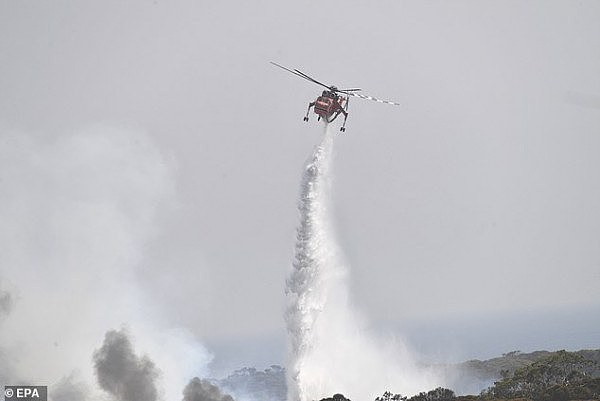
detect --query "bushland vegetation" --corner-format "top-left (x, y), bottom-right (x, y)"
top-left (374, 350), bottom-right (600, 401)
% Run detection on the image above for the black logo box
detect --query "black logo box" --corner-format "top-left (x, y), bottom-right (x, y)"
top-left (4, 386), bottom-right (47, 401)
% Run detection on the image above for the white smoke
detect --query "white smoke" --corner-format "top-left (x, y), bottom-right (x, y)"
top-left (0, 124), bottom-right (211, 401)
top-left (286, 124), bottom-right (440, 401)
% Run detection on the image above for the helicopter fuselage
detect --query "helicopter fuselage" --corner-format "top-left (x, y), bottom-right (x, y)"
top-left (271, 61), bottom-right (399, 132)
top-left (314, 91), bottom-right (347, 122)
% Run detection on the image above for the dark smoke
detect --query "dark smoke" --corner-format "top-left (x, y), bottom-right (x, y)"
top-left (183, 378), bottom-right (235, 401)
top-left (50, 375), bottom-right (89, 401)
top-left (0, 288), bottom-right (12, 318)
top-left (93, 329), bottom-right (160, 401)
top-left (0, 286), bottom-right (13, 383)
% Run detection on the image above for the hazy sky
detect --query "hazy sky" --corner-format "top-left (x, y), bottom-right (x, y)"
top-left (1, 0), bottom-right (599, 375)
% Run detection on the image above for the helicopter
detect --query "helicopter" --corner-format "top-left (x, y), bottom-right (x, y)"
top-left (270, 61), bottom-right (400, 132)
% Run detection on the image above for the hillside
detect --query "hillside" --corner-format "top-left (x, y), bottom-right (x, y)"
top-left (446, 349), bottom-right (600, 394)
top-left (216, 349), bottom-right (600, 401)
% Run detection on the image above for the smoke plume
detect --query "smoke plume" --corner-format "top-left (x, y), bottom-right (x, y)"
top-left (0, 288), bottom-right (11, 318)
top-left (51, 375), bottom-right (90, 401)
top-left (286, 124), bottom-right (439, 401)
top-left (0, 125), bottom-right (210, 401)
top-left (0, 286), bottom-right (14, 384)
top-left (93, 329), bottom-right (159, 401)
top-left (182, 378), bottom-right (235, 401)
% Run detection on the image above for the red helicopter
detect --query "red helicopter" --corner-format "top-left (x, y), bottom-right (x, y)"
top-left (271, 61), bottom-right (400, 132)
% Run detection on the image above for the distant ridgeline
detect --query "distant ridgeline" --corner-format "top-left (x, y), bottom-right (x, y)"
top-left (218, 365), bottom-right (287, 401)
top-left (384, 350), bottom-right (600, 401)
top-left (218, 350), bottom-right (600, 401)
top-left (450, 349), bottom-right (600, 385)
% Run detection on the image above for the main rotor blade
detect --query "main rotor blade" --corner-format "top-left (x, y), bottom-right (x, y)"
top-left (272, 61), bottom-right (399, 106)
top-left (293, 68), bottom-right (332, 91)
top-left (270, 62), bottom-right (316, 84)
top-left (271, 62), bottom-right (332, 91)
top-left (347, 92), bottom-right (400, 106)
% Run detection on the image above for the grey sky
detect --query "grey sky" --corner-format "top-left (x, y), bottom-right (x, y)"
top-left (1, 0), bottom-right (599, 377)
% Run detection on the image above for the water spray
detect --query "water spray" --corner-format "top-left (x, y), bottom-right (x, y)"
top-left (285, 124), bottom-right (439, 401)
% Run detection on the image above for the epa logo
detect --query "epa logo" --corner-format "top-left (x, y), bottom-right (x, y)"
top-left (4, 386), bottom-right (47, 401)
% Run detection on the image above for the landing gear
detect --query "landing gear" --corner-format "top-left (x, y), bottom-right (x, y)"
top-left (302, 97), bottom-right (350, 132)
top-left (340, 96), bottom-right (349, 133)
top-left (304, 101), bottom-right (315, 122)
top-left (340, 114), bottom-right (348, 132)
